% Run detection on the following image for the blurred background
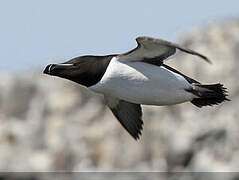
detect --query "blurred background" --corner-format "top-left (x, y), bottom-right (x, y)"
top-left (0, 0), bottom-right (239, 179)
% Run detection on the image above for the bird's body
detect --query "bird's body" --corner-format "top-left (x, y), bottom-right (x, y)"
top-left (43, 36), bottom-right (229, 140)
top-left (90, 57), bottom-right (194, 105)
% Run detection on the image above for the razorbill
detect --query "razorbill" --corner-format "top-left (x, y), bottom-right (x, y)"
top-left (43, 36), bottom-right (229, 140)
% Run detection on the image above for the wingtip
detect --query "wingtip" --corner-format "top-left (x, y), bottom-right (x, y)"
top-left (175, 45), bottom-right (213, 64)
top-left (207, 59), bottom-right (213, 64)
top-left (133, 134), bottom-right (141, 141)
top-left (201, 55), bottom-right (212, 64)
top-left (132, 128), bottom-right (143, 141)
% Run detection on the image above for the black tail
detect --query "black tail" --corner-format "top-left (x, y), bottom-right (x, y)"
top-left (188, 83), bottom-right (230, 108)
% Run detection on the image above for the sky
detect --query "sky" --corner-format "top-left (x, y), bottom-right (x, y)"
top-left (0, 0), bottom-right (238, 72)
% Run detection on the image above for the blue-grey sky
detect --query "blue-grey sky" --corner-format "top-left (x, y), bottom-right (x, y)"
top-left (0, 0), bottom-right (238, 72)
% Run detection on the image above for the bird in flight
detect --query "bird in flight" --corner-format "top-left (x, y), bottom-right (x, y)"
top-left (43, 36), bottom-right (229, 140)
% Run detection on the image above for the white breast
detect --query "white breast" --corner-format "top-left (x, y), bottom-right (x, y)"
top-left (89, 57), bottom-right (194, 105)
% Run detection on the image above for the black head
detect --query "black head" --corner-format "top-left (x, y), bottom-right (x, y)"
top-left (43, 55), bottom-right (115, 87)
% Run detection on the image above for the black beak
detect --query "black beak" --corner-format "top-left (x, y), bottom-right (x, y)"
top-left (43, 63), bottom-right (74, 75)
top-left (43, 64), bottom-right (56, 75)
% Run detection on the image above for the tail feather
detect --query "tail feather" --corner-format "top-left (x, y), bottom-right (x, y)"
top-left (188, 83), bottom-right (229, 108)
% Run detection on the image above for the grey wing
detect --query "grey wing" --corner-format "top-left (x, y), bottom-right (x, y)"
top-left (118, 36), bottom-right (211, 64)
top-left (105, 96), bottom-right (143, 140)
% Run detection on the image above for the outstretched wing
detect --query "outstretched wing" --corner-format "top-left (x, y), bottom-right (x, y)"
top-left (118, 36), bottom-right (211, 64)
top-left (105, 96), bottom-right (143, 140)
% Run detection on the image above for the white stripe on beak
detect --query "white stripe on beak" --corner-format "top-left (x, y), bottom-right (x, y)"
top-left (48, 64), bottom-right (54, 73)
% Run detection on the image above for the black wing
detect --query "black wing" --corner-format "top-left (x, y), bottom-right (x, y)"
top-left (105, 96), bottom-right (143, 140)
top-left (117, 36), bottom-right (211, 64)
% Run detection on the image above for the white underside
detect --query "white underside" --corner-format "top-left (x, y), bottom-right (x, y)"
top-left (89, 57), bottom-right (195, 105)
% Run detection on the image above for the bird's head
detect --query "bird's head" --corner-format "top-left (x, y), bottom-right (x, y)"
top-left (43, 63), bottom-right (79, 82)
top-left (43, 55), bottom-right (113, 87)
